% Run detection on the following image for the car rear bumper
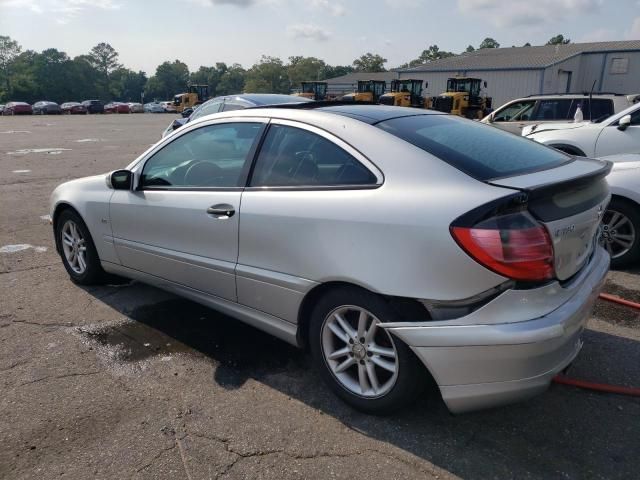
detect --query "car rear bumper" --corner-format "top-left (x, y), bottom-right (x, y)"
top-left (384, 246), bottom-right (609, 413)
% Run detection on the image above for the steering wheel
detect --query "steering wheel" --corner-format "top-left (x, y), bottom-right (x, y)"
top-left (184, 161), bottom-right (224, 186)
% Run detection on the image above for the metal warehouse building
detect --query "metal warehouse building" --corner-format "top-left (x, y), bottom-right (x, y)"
top-left (398, 40), bottom-right (640, 108)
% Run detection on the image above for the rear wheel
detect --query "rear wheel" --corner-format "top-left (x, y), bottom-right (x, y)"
top-left (56, 210), bottom-right (107, 285)
top-left (602, 198), bottom-right (640, 268)
top-left (309, 286), bottom-right (426, 414)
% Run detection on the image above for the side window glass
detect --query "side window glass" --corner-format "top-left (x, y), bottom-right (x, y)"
top-left (222, 102), bottom-right (245, 112)
top-left (629, 109), bottom-right (640, 125)
top-left (190, 101), bottom-right (222, 120)
top-left (250, 125), bottom-right (377, 187)
top-left (532, 100), bottom-right (572, 121)
top-left (141, 123), bottom-right (262, 188)
top-left (494, 101), bottom-right (535, 122)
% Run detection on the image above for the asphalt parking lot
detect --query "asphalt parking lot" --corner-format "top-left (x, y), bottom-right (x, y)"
top-left (1, 114), bottom-right (639, 480)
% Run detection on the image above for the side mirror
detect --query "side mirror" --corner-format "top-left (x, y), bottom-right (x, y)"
top-left (487, 113), bottom-right (494, 123)
top-left (618, 114), bottom-right (632, 131)
top-left (108, 170), bottom-right (132, 190)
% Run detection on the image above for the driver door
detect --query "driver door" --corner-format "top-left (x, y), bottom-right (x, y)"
top-left (109, 119), bottom-right (266, 301)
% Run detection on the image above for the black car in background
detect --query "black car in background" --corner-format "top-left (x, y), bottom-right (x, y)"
top-left (161, 93), bottom-right (312, 137)
top-left (33, 101), bottom-right (62, 115)
top-left (82, 100), bottom-right (104, 114)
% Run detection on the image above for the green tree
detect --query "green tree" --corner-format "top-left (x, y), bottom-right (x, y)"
top-left (287, 56), bottom-right (327, 86)
top-left (0, 35), bottom-right (22, 100)
top-left (547, 34), bottom-right (570, 45)
top-left (245, 56), bottom-right (289, 93)
top-left (465, 45), bottom-right (475, 53)
top-left (147, 60), bottom-right (190, 99)
top-left (322, 64), bottom-right (354, 79)
top-left (523, 42), bottom-right (532, 47)
top-left (70, 55), bottom-right (101, 101)
top-left (190, 63), bottom-right (229, 96)
top-left (8, 50), bottom-right (38, 103)
top-left (31, 48), bottom-right (76, 102)
top-left (352, 53), bottom-right (387, 72)
top-left (216, 64), bottom-right (245, 95)
top-left (479, 37), bottom-right (500, 49)
top-left (87, 43), bottom-right (122, 99)
top-left (111, 68), bottom-right (147, 101)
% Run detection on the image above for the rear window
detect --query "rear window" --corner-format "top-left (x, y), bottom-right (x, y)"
top-left (376, 114), bottom-right (569, 181)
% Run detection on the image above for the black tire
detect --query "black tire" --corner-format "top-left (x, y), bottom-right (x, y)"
top-left (55, 209), bottom-right (107, 285)
top-left (604, 198), bottom-right (640, 269)
top-left (308, 286), bottom-right (426, 415)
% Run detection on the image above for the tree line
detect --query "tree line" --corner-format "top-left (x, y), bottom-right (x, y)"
top-left (0, 34), bottom-right (571, 104)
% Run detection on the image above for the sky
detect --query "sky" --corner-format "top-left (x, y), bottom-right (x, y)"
top-left (1, 0), bottom-right (639, 75)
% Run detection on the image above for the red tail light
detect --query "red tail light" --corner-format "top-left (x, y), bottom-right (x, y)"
top-left (451, 211), bottom-right (555, 282)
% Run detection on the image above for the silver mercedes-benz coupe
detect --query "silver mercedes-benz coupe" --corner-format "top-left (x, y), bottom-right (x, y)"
top-left (50, 104), bottom-right (610, 414)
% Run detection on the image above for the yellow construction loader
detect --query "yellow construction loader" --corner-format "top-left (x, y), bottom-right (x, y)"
top-left (431, 77), bottom-right (492, 119)
top-left (173, 84), bottom-right (210, 113)
top-left (379, 79), bottom-right (431, 108)
top-left (341, 80), bottom-right (386, 103)
top-left (296, 81), bottom-right (328, 100)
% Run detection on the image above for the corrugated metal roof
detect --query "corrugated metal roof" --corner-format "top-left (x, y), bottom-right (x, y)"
top-left (324, 71), bottom-right (399, 84)
top-left (400, 40), bottom-right (640, 72)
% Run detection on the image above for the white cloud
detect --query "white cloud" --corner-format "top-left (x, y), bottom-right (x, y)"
top-left (578, 28), bottom-right (616, 42)
top-left (457, 0), bottom-right (602, 27)
top-left (287, 23), bottom-right (331, 41)
top-left (384, 0), bottom-right (424, 8)
top-left (629, 16), bottom-right (640, 39)
top-left (0, 0), bottom-right (119, 18)
top-left (309, 0), bottom-right (345, 16)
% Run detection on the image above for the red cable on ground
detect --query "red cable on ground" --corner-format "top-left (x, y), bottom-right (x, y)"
top-left (553, 375), bottom-right (640, 397)
top-left (598, 292), bottom-right (640, 310)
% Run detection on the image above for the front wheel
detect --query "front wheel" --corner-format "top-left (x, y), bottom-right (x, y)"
top-left (309, 287), bottom-right (426, 414)
top-left (56, 210), bottom-right (107, 285)
top-left (602, 198), bottom-right (640, 268)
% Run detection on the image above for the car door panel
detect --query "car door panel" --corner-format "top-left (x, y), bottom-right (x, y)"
top-left (109, 119), bottom-right (266, 302)
top-left (110, 189), bottom-right (241, 301)
top-left (595, 125), bottom-right (640, 157)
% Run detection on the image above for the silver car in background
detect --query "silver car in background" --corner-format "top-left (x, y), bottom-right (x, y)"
top-left (50, 105), bottom-right (610, 414)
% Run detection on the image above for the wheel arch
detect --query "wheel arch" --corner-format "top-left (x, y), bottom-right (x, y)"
top-left (52, 202), bottom-right (86, 255)
top-left (296, 281), bottom-right (431, 348)
top-left (547, 143), bottom-right (586, 157)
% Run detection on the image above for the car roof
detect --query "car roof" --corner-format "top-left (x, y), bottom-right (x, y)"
top-left (188, 104), bottom-right (441, 130)
top-left (315, 104), bottom-right (441, 124)
top-left (231, 93), bottom-right (312, 105)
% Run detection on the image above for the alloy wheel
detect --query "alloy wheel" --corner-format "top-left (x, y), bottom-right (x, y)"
top-left (602, 209), bottom-right (636, 259)
top-left (61, 219), bottom-right (88, 274)
top-left (321, 305), bottom-right (399, 398)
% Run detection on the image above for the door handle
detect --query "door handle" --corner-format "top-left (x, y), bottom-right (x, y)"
top-left (206, 204), bottom-right (235, 219)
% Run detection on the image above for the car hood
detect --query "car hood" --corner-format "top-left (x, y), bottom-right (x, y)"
top-left (523, 121), bottom-right (593, 137)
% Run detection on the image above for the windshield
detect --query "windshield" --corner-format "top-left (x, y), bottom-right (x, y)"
top-left (376, 114), bottom-right (569, 181)
top-left (446, 79), bottom-right (480, 96)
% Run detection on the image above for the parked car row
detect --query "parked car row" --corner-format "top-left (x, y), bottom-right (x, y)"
top-left (1, 99), bottom-right (178, 115)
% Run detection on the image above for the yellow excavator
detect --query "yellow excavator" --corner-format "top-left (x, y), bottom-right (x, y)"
top-left (341, 80), bottom-right (386, 103)
top-left (431, 77), bottom-right (492, 119)
top-left (173, 84), bottom-right (210, 113)
top-left (296, 81), bottom-right (328, 100)
top-left (379, 79), bottom-right (431, 108)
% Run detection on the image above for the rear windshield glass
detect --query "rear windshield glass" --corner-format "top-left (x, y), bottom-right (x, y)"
top-left (376, 114), bottom-right (569, 180)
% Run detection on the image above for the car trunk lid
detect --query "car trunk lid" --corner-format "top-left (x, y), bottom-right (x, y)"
top-left (488, 158), bottom-right (611, 281)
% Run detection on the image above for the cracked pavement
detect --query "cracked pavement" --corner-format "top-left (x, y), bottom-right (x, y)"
top-left (1, 115), bottom-right (639, 479)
